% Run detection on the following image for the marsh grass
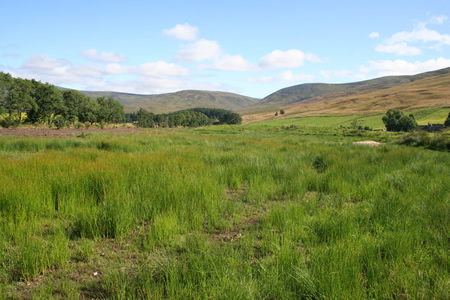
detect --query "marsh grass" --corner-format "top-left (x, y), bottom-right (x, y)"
top-left (0, 128), bottom-right (448, 298)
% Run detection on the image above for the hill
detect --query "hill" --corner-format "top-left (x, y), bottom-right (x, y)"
top-left (241, 67), bottom-right (450, 113)
top-left (78, 90), bottom-right (259, 114)
top-left (243, 71), bottom-right (450, 124)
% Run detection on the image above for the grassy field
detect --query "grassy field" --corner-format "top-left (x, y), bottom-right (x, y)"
top-left (246, 107), bottom-right (450, 129)
top-left (0, 127), bottom-right (448, 298)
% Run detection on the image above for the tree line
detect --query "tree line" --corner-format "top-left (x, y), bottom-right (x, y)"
top-left (133, 107), bottom-right (242, 128)
top-left (0, 72), bottom-right (124, 127)
top-left (0, 72), bottom-right (243, 128)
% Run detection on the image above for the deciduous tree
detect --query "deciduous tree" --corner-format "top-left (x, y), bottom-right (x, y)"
top-left (4, 78), bottom-right (37, 121)
top-left (28, 80), bottom-right (64, 124)
top-left (382, 109), bottom-right (417, 132)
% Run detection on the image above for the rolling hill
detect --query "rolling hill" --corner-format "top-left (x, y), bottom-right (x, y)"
top-left (64, 67), bottom-right (449, 119)
top-left (242, 71), bottom-right (450, 124)
top-left (78, 90), bottom-right (259, 114)
top-left (241, 67), bottom-right (450, 112)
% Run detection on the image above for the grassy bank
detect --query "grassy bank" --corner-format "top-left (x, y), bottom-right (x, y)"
top-left (0, 128), bottom-right (448, 298)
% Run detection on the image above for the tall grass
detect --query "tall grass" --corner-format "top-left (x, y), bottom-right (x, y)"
top-left (0, 129), bottom-right (448, 298)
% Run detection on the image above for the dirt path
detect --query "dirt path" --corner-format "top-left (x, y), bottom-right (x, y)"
top-left (0, 127), bottom-right (143, 138)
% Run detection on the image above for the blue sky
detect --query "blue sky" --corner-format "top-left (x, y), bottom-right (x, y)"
top-left (1, 0), bottom-right (450, 99)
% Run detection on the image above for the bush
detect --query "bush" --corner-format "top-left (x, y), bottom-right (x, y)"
top-left (0, 116), bottom-right (20, 128)
top-left (399, 131), bottom-right (450, 151)
top-left (75, 122), bottom-right (84, 129)
top-left (53, 117), bottom-right (66, 129)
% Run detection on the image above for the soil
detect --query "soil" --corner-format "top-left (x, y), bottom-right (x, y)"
top-left (353, 140), bottom-right (383, 146)
top-left (0, 127), bottom-right (143, 138)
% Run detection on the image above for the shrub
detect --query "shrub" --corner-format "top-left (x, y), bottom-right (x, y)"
top-left (75, 122), bottom-right (84, 129)
top-left (0, 116), bottom-right (20, 128)
top-left (53, 117), bottom-right (66, 129)
top-left (399, 131), bottom-right (450, 151)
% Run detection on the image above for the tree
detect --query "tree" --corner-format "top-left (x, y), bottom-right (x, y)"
top-left (96, 97), bottom-right (124, 123)
top-left (0, 72), bottom-right (13, 114)
top-left (136, 108), bottom-right (154, 128)
top-left (382, 109), bottom-right (417, 132)
top-left (280, 109), bottom-right (285, 115)
top-left (275, 111), bottom-right (278, 116)
top-left (78, 97), bottom-right (99, 124)
top-left (219, 111), bottom-right (242, 125)
top-left (398, 115), bottom-right (418, 132)
top-left (125, 112), bottom-right (137, 123)
top-left (63, 90), bottom-right (99, 124)
top-left (3, 78), bottom-right (37, 121)
top-left (444, 113), bottom-right (450, 127)
top-left (28, 81), bottom-right (64, 124)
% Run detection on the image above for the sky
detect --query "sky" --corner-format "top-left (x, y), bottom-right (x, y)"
top-left (1, 0), bottom-right (450, 99)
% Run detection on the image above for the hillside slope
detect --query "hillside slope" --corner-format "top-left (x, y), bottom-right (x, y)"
top-left (79, 90), bottom-right (259, 113)
top-left (243, 67), bottom-right (450, 111)
top-left (243, 72), bottom-right (450, 124)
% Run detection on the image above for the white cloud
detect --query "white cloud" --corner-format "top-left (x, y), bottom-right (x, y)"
top-left (386, 26), bottom-right (450, 46)
top-left (198, 54), bottom-right (255, 71)
top-left (429, 15), bottom-right (448, 25)
top-left (369, 32), bottom-right (380, 39)
top-left (306, 53), bottom-right (324, 63)
top-left (70, 65), bottom-right (105, 76)
top-left (162, 23), bottom-right (199, 41)
top-left (12, 52), bottom-right (192, 95)
top-left (247, 70), bottom-right (315, 83)
top-left (375, 42), bottom-right (422, 56)
top-left (259, 49), bottom-right (306, 68)
top-left (375, 15), bottom-right (450, 55)
top-left (136, 61), bottom-right (189, 77)
top-left (176, 39), bottom-right (222, 62)
top-left (259, 49), bottom-right (322, 69)
top-left (22, 54), bottom-right (69, 75)
top-left (105, 63), bottom-right (130, 75)
top-left (81, 49), bottom-right (127, 63)
top-left (361, 57), bottom-right (450, 77)
top-left (277, 70), bottom-right (315, 82)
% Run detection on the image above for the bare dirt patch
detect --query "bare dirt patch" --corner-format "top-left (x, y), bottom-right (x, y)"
top-left (353, 140), bottom-right (383, 146)
top-left (0, 127), bottom-right (143, 138)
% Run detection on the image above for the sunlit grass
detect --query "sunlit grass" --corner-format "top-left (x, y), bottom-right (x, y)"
top-left (0, 129), bottom-right (448, 298)
top-left (248, 107), bottom-right (450, 129)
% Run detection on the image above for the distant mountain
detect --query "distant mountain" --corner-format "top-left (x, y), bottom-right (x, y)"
top-left (245, 67), bottom-right (450, 111)
top-left (78, 90), bottom-right (259, 114)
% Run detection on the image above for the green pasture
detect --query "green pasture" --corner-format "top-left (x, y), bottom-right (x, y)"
top-left (255, 107), bottom-right (450, 128)
top-left (0, 128), bottom-right (448, 299)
